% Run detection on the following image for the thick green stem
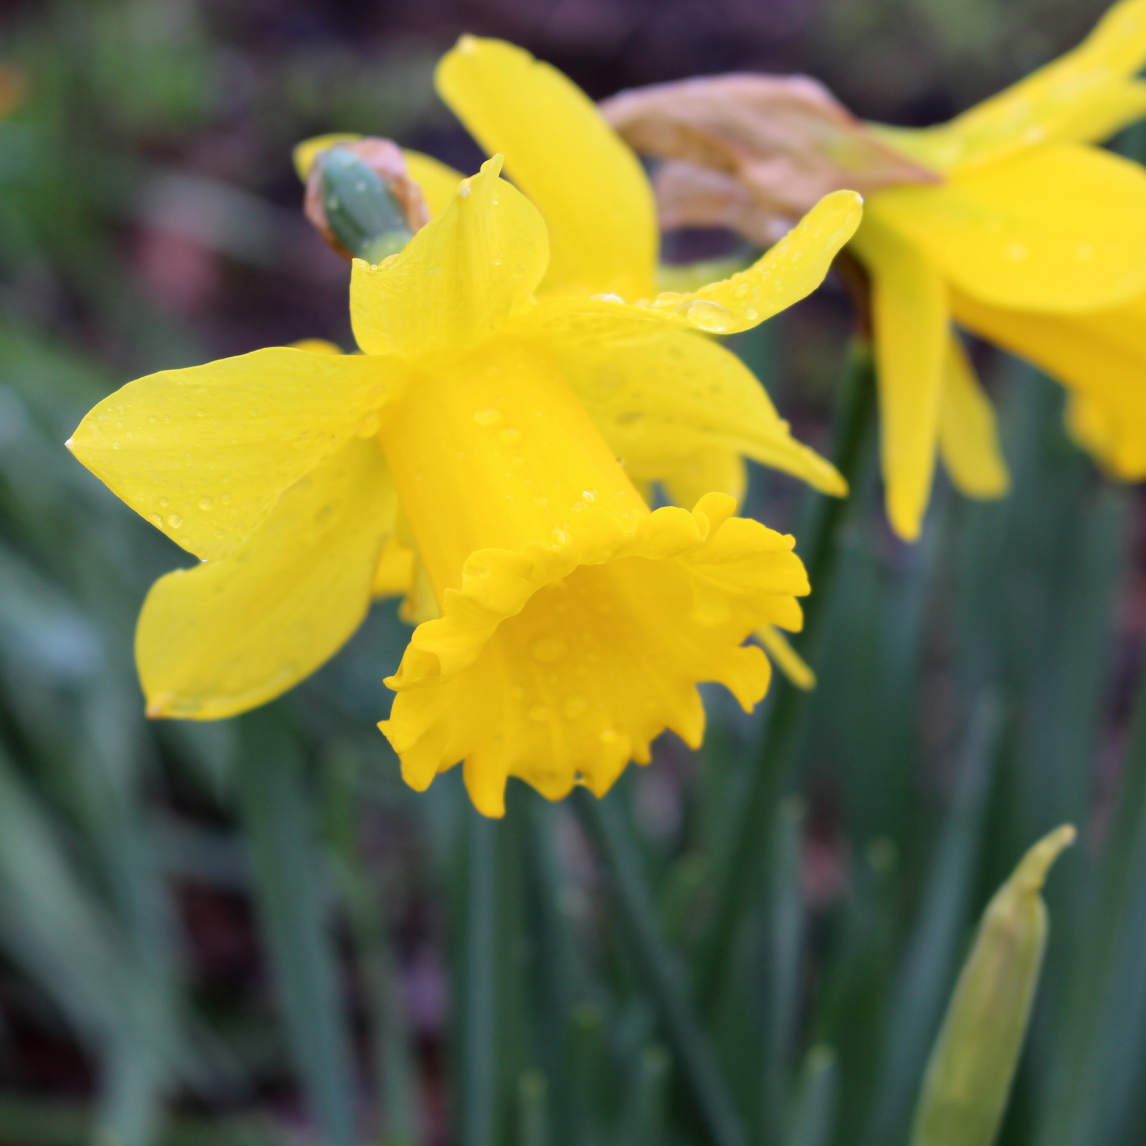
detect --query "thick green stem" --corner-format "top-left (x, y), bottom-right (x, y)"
top-left (571, 789), bottom-right (747, 1146)
top-left (694, 341), bottom-right (877, 1013)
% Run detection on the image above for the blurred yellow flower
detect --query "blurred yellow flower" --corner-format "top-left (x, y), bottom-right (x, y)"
top-left (857, 0), bottom-right (1146, 538)
top-left (69, 40), bottom-right (862, 814)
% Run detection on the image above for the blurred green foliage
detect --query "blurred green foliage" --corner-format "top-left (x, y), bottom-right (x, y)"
top-left (0, 3), bottom-right (1144, 1146)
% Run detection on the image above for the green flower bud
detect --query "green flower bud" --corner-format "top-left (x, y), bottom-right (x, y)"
top-left (910, 824), bottom-right (1077, 1146)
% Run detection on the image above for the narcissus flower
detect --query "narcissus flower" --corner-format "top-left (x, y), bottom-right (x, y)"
top-left (604, 0), bottom-right (1146, 540)
top-left (68, 40), bottom-right (862, 815)
top-left (855, 0), bottom-right (1146, 538)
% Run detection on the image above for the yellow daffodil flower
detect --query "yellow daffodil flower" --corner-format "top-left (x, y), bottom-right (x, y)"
top-left (68, 39), bottom-right (862, 815)
top-left (856, 0), bottom-right (1146, 539)
top-left (324, 37), bottom-right (849, 691)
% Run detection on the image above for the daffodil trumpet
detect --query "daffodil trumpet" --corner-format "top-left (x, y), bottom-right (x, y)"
top-left (68, 41), bottom-right (863, 815)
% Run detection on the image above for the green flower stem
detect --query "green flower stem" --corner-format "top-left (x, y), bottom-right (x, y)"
top-left (694, 339), bottom-right (877, 1012)
top-left (571, 788), bottom-right (747, 1146)
top-left (462, 811), bottom-right (498, 1146)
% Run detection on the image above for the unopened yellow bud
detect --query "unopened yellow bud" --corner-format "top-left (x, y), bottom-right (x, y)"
top-left (910, 823), bottom-right (1076, 1146)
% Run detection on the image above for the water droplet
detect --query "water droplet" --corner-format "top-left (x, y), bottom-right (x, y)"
top-left (745, 306), bottom-right (758, 321)
top-left (531, 636), bottom-right (568, 663)
top-left (528, 704), bottom-right (550, 722)
top-left (159, 497), bottom-right (169, 507)
top-left (148, 514), bottom-right (162, 527)
top-left (510, 684), bottom-right (525, 699)
top-left (459, 180), bottom-right (472, 199)
top-left (734, 282), bottom-right (750, 298)
top-left (1007, 242), bottom-right (1028, 261)
top-left (676, 298), bottom-right (732, 333)
top-left (563, 695), bottom-right (587, 719)
top-left (600, 729), bottom-right (619, 744)
top-left (115, 421), bottom-right (123, 430)
top-left (222, 493), bottom-right (233, 505)
top-left (112, 441), bottom-right (121, 449)
top-left (199, 496), bottom-right (213, 510)
top-left (149, 415), bottom-right (157, 424)
top-left (535, 496), bottom-right (549, 508)
top-left (164, 415), bottom-right (172, 424)
top-left (167, 513), bottom-right (183, 529)
top-left (473, 407), bottom-right (503, 426)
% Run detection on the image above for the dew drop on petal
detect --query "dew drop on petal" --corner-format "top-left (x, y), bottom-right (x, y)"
top-left (159, 497), bottom-right (169, 507)
top-left (167, 514), bottom-right (183, 528)
top-left (222, 493), bottom-right (232, 505)
top-left (355, 411), bottom-right (381, 437)
top-left (528, 704), bottom-right (550, 722)
top-left (510, 684), bottom-right (525, 700)
top-left (473, 407), bottom-right (503, 426)
top-left (600, 729), bottom-right (619, 744)
top-left (745, 307), bottom-right (758, 321)
top-left (199, 496), bottom-right (213, 510)
top-left (148, 514), bottom-right (162, 527)
top-left (676, 298), bottom-right (732, 333)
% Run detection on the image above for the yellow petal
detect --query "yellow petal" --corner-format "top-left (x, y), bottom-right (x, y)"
top-left (1064, 392), bottom-right (1124, 470)
top-left (349, 156), bottom-right (548, 358)
top-left (755, 623), bottom-right (816, 690)
top-left (881, 0), bottom-right (1146, 171)
top-left (435, 36), bottom-right (657, 300)
top-left (138, 437), bottom-right (396, 720)
top-left (292, 133), bottom-right (362, 180)
top-left (938, 336), bottom-right (1010, 499)
top-left (866, 145), bottom-right (1146, 313)
top-left (401, 149), bottom-right (465, 218)
top-left (67, 347), bottom-right (399, 561)
top-left (659, 447), bottom-right (748, 510)
top-left (538, 320), bottom-right (846, 496)
top-left (374, 338), bottom-right (806, 816)
top-left (372, 534), bottom-right (416, 598)
top-left (642, 189), bottom-right (863, 334)
top-left (952, 287), bottom-right (1146, 477)
top-left (852, 216), bottom-right (947, 541)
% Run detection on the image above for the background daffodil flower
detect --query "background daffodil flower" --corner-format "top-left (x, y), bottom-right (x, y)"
top-left (69, 135), bottom-right (861, 815)
top-left (855, 0), bottom-right (1146, 539)
top-left (600, 0), bottom-right (1146, 541)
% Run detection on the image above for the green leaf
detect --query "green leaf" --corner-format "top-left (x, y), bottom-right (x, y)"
top-left (237, 709), bottom-right (356, 1146)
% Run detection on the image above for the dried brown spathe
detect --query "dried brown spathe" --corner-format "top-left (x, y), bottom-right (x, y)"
top-left (304, 138), bottom-right (430, 260)
top-left (601, 74), bottom-right (938, 245)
